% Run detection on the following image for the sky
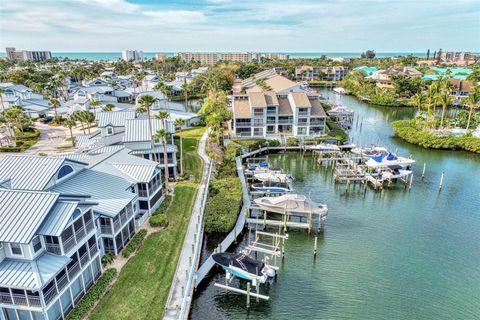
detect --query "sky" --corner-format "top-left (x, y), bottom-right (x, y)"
top-left (0, 0), bottom-right (479, 52)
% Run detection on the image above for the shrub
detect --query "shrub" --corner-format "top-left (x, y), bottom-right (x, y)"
top-left (204, 177), bottom-right (242, 233)
top-left (66, 268), bottom-right (117, 320)
top-left (149, 214), bottom-right (169, 228)
top-left (152, 195), bottom-right (172, 216)
top-left (286, 137), bottom-right (299, 146)
top-left (326, 118), bottom-right (348, 142)
top-left (101, 252), bottom-right (115, 266)
top-left (391, 120), bottom-right (480, 154)
top-left (217, 143), bottom-right (239, 178)
top-left (122, 229), bottom-right (147, 258)
top-left (267, 139), bottom-right (280, 147)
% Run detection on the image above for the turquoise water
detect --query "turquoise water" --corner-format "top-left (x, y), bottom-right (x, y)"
top-left (0, 52), bottom-right (431, 61)
top-left (190, 90), bottom-right (480, 319)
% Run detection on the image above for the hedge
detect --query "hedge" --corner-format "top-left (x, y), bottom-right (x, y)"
top-left (66, 268), bottom-right (117, 320)
top-left (149, 214), bottom-right (169, 228)
top-left (152, 195), bottom-right (172, 216)
top-left (391, 120), bottom-right (480, 154)
top-left (121, 229), bottom-right (147, 258)
top-left (204, 177), bottom-right (242, 233)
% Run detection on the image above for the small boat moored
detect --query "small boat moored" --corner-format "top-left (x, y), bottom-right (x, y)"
top-left (253, 172), bottom-right (293, 183)
top-left (212, 252), bottom-right (276, 284)
top-left (252, 181), bottom-right (293, 193)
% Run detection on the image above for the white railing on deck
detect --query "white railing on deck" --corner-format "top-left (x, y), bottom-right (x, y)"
top-left (177, 159), bottom-right (213, 320)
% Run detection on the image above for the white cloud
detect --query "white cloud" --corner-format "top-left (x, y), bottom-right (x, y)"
top-left (0, 0), bottom-right (478, 52)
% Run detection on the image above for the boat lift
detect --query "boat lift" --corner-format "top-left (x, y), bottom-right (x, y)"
top-left (213, 230), bottom-right (288, 308)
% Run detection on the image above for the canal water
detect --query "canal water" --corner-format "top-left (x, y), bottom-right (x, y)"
top-left (190, 89), bottom-right (480, 320)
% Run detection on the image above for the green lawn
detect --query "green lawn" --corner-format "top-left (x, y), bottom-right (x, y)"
top-left (176, 127), bottom-right (205, 183)
top-left (89, 127), bottom-right (205, 320)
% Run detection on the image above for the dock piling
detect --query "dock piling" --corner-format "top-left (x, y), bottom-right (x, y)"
top-left (313, 236), bottom-right (318, 260)
top-left (422, 163), bottom-right (426, 178)
top-left (439, 172), bottom-right (444, 190)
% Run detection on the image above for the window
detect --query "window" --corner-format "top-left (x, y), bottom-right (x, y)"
top-left (32, 236), bottom-right (42, 253)
top-left (57, 165), bottom-right (74, 179)
top-left (72, 209), bottom-right (82, 221)
top-left (106, 126), bottom-right (114, 135)
top-left (10, 243), bottom-right (22, 255)
top-left (297, 127), bottom-right (307, 135)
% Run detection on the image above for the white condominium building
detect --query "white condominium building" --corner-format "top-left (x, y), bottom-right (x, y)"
top-left (121, 50), bottom-right (144, 62)
top-left (5, 48), bottom-right (52, 62)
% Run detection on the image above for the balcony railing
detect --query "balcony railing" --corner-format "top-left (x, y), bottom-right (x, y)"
top-left (79, 252), bottom-right (89, 268)
top-left (43, 285), bottom-right (58, 306)
top-left (56, 273), bottom-right (69, 293)
top-left (62, 235), bottom-right (75, 253)
top-left (68, 261), bottom-right (80, 280)
top-left (46, 243), bottom-right (61, 255)
top-left (113, 219), bottom-right (121, 233)
top-left (100, 225), bottom-right (113, 235)
top-left (298, 112), bottom-right (309, 116)
top-left (85, 219), bottom-right (95, 234)
top-left (277, 119), bottom-right (293, 124)
top-left (75, 226), bottom-right (86, 242)
top-left (138, 189), bottom-right (148, 198)
top-left (252, 121), bottom-right (264, 126)
top-left (0, 293), bottom-right (13, 304)
top-left (89, 243), bottom-right (98, 257)
top-left (6, 293), bottom-right (42, 308)
top-left (266, 119), bottom-right (276, 124)
top-left (235, 123), bottom-right (252, 128)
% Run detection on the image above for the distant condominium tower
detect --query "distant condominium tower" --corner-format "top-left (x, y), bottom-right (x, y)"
top-left (5, 47), bottom-right (52, 61)
top-left (122, 50), bottom-right (144, 62)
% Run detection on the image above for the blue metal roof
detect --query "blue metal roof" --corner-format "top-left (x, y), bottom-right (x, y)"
top-left (37, 201), bottom-right (78, 237)
top-left (0, 156), bottom-right (88, 190)
top-left (0, 253), bottom-right (70, 290)
top-left (0, 190), bottom-right (59, 244)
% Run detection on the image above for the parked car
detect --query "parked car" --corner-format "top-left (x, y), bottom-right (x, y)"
top-left (41, 116), bottom-right (53, 124)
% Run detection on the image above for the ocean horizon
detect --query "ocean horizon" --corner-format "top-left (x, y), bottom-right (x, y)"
top-left (0, 51), bottom-right (435, 61)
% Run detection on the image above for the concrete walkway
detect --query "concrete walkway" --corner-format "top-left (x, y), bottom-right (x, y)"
top-left (164, 129), bottom-right (211, 320)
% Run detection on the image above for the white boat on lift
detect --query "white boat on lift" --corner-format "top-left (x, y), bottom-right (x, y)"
top-left (351, 146), bottom-right (388, 157)
top-left (365, 152), bottom-right (415, 169)
top-left (254, 172), bottom-right (293, 183)
top-left (309, 144), bottom-right (340, 153)
top-left (254, 193), bottom-right (328, 220)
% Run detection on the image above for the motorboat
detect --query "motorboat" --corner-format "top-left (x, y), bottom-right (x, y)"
top-left (254, 193), bottom-right (328, 220)
top-left (333, 87), bottom-right (351, 95)
top-left (351, 146), bottom-right (388, 158)
top-left (309, 144), bottom-right (340, 153)
top-left (252, 181), bottom-right (293, 193)
top-left (245, 161), bottom-right (282, 175)
top-left (379, 166), bottom-right (413, 181)
top-left (253, 172), bottom-right (293, 183)
top-left (365, 152), bottom-right (415, 169)
top-left (212, 252), bottom-right (276, 284)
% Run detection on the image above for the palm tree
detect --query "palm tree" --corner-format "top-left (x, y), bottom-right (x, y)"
top-left (464, 86), bottom-right (480, 131)
top-left (102, 104), bottom-right (115, 112)
top-left (155, 111), bottom-right (170, 129)
top-left (138, 94), bottom-right (156, 160)
top-left (64, 118), bottom-right (76, 147)
top-left (154, 82), bottom-right (171, 112)
top-left (174, 118), bottom-right (186, 176)
top-left (0, 88), bottom-right (5, 112)
top-left (411, 92), bottom-right (425, 113)
top-left (49, 97), bottom-right (60, 117)
top-left (72, 112), bottom-right (86, 134)
top-left (154, 128), bottom-right (171, 193)
top-left (90, 99), bottom-right (101, 113)
top-left (436, 89), bottom-right (453, 128)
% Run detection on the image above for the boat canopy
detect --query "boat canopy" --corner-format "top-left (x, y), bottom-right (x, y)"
top-left (212, 253), bottom-right (264, 276)
top-left (254, 193), bottom-right (328, 216)
top-left (259, 161), bottom-right (269, 167)
top-left (386, 153), bottom-right (398, 161)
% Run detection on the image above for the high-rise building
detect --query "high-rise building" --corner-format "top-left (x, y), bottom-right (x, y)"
top-left (121, 50), bottom-right (144, 62)
top-left (5, 47), bottom-right (52, 61)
